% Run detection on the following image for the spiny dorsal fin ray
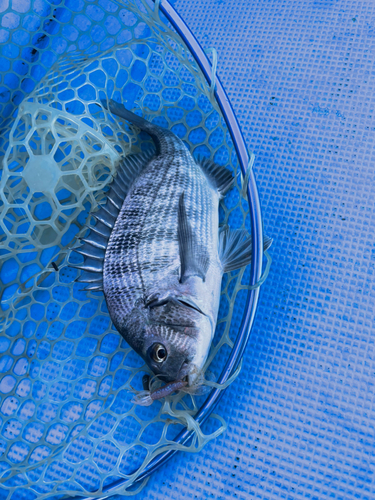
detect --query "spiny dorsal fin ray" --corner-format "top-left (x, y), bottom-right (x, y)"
top-left (86, 220), bottom-right (112, 238)
top-left (82, 284), bottom-right (104, 292)
top-left (110, 182), bottom-right (125, 199)
top-left (99, 200), bottom-right (118, 219)
top-left (92, 212), bottom-right (116, 229)
top-left (74, 244), bottom-right (105, 261)
top-left (196, 156), bottom-right (234, 196)
top-left (71, 258), bottom-right (103, 273)
top-left (112, 174), bottom-right (126, 194)
top-left (73, 149), bottom-right (155, 282)
top-left (177, 191), bottom-right (210, 284)
top-left (80, 233), bottom-right (107, 250)
top-left (219, 227), bottom-right (273, 273)
top-left (102, 99), bottom-right (155, 133)
top-left (117, 149), bottom-right (155, 192)
top-left (75, 270), bottom-right (103, 283)
top-left (106, 187), bottom-right (123, 210)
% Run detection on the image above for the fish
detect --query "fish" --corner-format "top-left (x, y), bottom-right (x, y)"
top-left (73, 99), bottom-right (272, 390)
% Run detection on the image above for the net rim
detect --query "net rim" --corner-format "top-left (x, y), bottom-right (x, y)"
top-left (68, 0), bottom-right (264, 496)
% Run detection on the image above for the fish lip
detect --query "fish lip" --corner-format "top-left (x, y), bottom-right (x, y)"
top-left (177, 359), bottom-right (191, 383)
top-left (187, 372), bottom-right (198, 387)
top-left (178, 360), bottom-right (202, 387)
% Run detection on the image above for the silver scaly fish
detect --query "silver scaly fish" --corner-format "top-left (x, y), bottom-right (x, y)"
top-left (73, 99), bottom-right (272, 392)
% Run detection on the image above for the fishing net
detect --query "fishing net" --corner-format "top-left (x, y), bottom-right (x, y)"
top-left (0, 0), bottom-right (265, 496)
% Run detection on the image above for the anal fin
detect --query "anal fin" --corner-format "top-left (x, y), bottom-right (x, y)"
top-left (219, 228), bottom-right (273, 273)
top-left (177, 192), bottom-right (210, 283)
top-left (196, 157), bottom-right (234, 196)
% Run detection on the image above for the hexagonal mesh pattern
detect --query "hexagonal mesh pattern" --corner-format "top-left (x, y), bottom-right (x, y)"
top-left (0, 0), bottom-right (255, 497)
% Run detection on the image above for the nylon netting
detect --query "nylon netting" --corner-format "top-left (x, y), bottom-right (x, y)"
top-left (0, 0), bottom-right (256, 496)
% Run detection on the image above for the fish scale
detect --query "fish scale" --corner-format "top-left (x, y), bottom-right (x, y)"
top-left (104, 148), bottom-right (217, 321)
top-left (74, 99), bottom-right (272, 384)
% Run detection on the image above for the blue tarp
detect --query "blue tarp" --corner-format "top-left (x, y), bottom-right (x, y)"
top-left (135, 0), bottom-right (375, 498)
top-left (0, 0), bottom-right (373, 498)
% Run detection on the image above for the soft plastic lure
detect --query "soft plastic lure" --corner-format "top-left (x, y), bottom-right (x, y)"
top-left (133, 379), bottom-right (189, 406)
top-left (133, 369), bottom-right (226, 406)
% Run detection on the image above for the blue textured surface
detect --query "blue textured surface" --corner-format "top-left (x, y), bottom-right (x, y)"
top-left (1, 0), bottom-right (258, 494)
top-left (1, 0), bottom-right (374, 498)
top-left (127, 0), bottom-right (375, 498)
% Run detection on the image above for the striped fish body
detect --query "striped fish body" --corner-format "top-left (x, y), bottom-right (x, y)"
top-left (105, 144), bottom-right (220, 321)
top-left (75, 100), bottom-right (272, 385)
top-left (104, 131), bottom-right (222, 382)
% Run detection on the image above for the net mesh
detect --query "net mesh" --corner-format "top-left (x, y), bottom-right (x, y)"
top-left (0, 0), bottom-right (256, 496)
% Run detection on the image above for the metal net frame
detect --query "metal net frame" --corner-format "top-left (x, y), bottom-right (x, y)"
top-left (0, 0), bottom-right (265, 497)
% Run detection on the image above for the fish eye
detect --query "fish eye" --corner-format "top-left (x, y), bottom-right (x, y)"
top-left (151, 343), bottom-right (168, 363)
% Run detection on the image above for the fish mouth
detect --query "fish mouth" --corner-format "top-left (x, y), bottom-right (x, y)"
top-left (187, 371), bottom-right (199, 387)
top-left (178, 362), bottom-right (190, 382)
top-left (179, 361), bottom-right (201, 387)
top-left (156, 360), bottom-right (192, 385)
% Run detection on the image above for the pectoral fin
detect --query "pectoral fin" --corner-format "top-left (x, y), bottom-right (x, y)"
top-left (177, 192), bottom-right (210, 283)
top-left (219, 227), bottom-right (273, 273)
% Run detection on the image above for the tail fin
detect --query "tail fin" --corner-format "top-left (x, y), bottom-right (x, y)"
top-left (101, 99), bottom-right (155, 133)
top-left (101, 98), bottom-right (170, 155)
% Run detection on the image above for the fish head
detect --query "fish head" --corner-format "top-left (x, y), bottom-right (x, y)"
top-left (142, 298), bottom-right (213, 384)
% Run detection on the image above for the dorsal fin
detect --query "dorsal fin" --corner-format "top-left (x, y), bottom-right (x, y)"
top-left (73, 149), bottom-right (154, 287)
top-left (117, 149), bottom-right (155, 195)
top-left (196, 157), bottom-right (234, 196)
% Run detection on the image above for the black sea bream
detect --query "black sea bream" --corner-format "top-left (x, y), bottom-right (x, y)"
top-left (74, 99), bottom-right (271, 388)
